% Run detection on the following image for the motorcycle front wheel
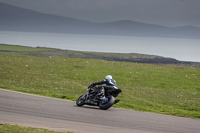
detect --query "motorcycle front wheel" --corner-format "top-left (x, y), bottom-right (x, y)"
top-left (99, 96), bottom-right (115, 110)
top-left (76, 94), bottom-right (86, 106)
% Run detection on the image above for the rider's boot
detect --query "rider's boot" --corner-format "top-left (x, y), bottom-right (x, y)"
top-left (114, 99), bottom-right (120, 104)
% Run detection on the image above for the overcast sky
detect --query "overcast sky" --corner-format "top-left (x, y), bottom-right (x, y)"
top-left (1, 0), bottom-right (200, 27)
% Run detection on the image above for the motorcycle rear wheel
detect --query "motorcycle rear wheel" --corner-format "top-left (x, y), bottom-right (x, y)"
top-left (99, 96), bottom-right (115, 110)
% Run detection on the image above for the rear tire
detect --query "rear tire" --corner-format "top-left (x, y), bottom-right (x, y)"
top-left (99, 96), bottom-right (115, 110)
top-left (76, 94), bottom-right (86, 106)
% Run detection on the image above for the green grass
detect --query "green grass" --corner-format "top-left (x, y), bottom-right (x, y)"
top-left (0, 123), bottom-right (73, 133)
top-left (0, 53), bottom-right (200, 118)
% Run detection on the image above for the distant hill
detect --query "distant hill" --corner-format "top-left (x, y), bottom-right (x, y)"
top-left (0, 2), bottom-right (96, 33)
top-left (0, 2), bottom-right (200, 39)
top-left (1, 44), bottom-right (200, 67)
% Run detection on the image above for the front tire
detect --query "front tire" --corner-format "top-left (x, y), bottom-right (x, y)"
top-left (99, 96), bottom-right (115, 110)
top-left (76, 94), bottom-right (86, 106)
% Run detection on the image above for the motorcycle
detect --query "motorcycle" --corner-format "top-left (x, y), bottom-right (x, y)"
top-left (76, 86), bottom-right (122, 110)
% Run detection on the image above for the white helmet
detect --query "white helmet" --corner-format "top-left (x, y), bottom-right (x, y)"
top-left (105, 75), bottom-right (112, 80)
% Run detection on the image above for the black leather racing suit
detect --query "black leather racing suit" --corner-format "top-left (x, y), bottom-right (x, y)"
top-left (88, 78), bottom-right (118, 97)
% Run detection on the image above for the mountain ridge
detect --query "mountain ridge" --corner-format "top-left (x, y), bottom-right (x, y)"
top-left (0, 2), bottom-right (200, 39)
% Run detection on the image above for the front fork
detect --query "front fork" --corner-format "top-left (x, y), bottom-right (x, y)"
top-left (80, 94), bottom-right (87, 101)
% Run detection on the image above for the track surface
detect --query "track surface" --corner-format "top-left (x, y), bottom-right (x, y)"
top-left (0, 89), bottom-right (199, 133)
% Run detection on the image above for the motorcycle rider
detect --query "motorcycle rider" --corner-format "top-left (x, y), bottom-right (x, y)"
top-left (88, 75), bottom-right (121, 104)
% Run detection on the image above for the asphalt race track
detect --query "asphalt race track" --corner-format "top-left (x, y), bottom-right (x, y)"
top-left (0, 89), bottom-right (199, 133)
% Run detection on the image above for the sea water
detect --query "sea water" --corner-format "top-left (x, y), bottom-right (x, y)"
top-left (0, 31), bottom-right (199, 62)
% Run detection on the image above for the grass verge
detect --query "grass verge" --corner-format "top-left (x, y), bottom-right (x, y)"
top-left (0, 123), bottom-right (73, 133)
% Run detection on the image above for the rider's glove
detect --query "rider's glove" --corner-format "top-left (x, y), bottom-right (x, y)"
top-left (88, 83), bottom-right (95, 89)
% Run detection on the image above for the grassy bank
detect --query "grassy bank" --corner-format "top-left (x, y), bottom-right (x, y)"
top-left (0, 44), bottom-right (200, 118)
top-left (0, 123), bottom-right (73, 133)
